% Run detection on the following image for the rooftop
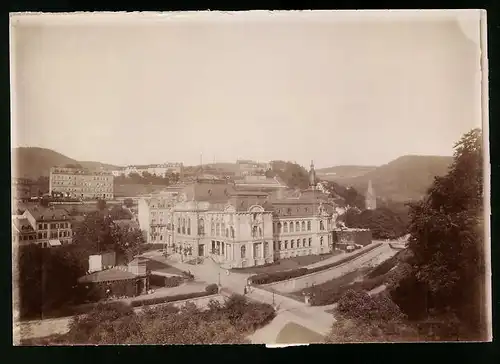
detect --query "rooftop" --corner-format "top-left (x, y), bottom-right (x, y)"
top-left (12, 218), bottom-right (35, 233)
top-left (78, 267), bottom-right (142, 283)
top-left (26, 206), bottom-right (71, 221)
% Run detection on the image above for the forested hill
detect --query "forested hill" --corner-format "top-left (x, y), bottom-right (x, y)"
top-left (12, 147), bottom-right (119, 179)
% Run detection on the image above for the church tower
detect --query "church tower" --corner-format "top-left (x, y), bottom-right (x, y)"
top-left (365, 180), bottom-right (377, 210)
top-left (309, 160), bottom-right (317, 188)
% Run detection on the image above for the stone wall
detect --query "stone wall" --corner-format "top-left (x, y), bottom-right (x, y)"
top-left (261, 243), bottom-right (388, 293)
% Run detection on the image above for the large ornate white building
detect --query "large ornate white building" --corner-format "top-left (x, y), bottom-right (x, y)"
top-left (138, 162), bottom-right (345, 268)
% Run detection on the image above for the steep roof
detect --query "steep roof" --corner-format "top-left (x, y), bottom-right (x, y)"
top-left (12, 218), bottom-right (35, 233)
top-left (78, 268), bottom-right (141, 283)
top-left (26, 206), bottom-right (71, 222)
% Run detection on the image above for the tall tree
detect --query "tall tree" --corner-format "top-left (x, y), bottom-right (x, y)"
top-left (406, 128), bottom-right (485, 333)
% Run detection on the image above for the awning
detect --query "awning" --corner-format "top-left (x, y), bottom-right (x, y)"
top-left (48, 239), bottom-right (62, 247)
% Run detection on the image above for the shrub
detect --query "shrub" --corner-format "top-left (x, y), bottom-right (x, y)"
top-left (250, 243), bottom-right (383, 285)
top-left (366, 256), bottom-right (398, 279)
top-left (223, 294), bottom-right (276, 333)
top-left (131, 291), bottom-right (210, 307)
top-left (250, 268), bottom-right (308, 285)
top-left (336, 289), bottom-right (405, 322)
top-left (206, 284), bottom-right (219, 295)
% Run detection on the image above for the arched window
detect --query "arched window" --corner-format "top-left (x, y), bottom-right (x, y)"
top-left (283, 222), bottom-right (288, 233)
top-left (301, 221), bottom-right (305, 231)
top-left (296, 221), bottom-right (300, 231)
top-left (297, 239), bottom-right (300, 248)
top-left (320, 220), bottom-right (325, 231)
top-left (198, 218), bottom-right (204, 235)
top-left (320, 237), bottom-right (324, 246)
top-left (307, 221), bottom-right (311, 231)
top-left (285, 240), bottom-right (288, 249)
top-left (241, 245), bottom-right (246, 258)
top-left (303, 238), bottom-right (306, 247)
top-left (308, 238), bottom-right (312, 247)
top-left (290, 222), bottom-right (294, 232)
top-left (230, 226), bottom-right (235, 238)
top-left (291, 240), bottom-right (295, 249)
top-left (252, 226), bottom-right (258, 238)
top-left (277, 222), bottom-right (282, 233)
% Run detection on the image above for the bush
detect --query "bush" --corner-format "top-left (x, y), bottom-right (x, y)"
top-left (250, 268), bottom-right (308, 285)
top-left (337, 289), bottom-right (405, 322)
top-left (366, 256), bottom-right (398, 279)
top-left (223, 294), bottom-right (276, 333)
top-left (206, 284), bottom-right (219, 295)
top-left (131, 291), bottom-right (210, 307)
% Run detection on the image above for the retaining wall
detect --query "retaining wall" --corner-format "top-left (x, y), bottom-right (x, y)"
top-left (262, 244), bottom-right (390, 293)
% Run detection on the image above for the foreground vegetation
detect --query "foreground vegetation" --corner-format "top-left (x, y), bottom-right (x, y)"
top-left (22, 295), bottom-right (276, 345)
top-left (18, 211), bottom-right (146, 320)
top-left (326, 129), bottom-right (487, 342)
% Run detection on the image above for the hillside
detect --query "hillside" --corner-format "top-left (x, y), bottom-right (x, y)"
top-left (316, 165), bottom-right (377, 180)
top-left (331, 155), bottom-right (453, 203)
top-left (12, 147), bottom-right (119, 179)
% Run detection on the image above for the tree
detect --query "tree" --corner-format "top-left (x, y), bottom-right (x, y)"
top-left (97, 199), bottom-right (107, 211)
top-left (124, 198), bottom-right (134, 208)
top-left (405, 128), bottom-right (485, 334)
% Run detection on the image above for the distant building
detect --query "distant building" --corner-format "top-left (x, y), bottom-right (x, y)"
top-left (123, 163), bottom-right (183, 178)
top-left (236, 160), bottom-right (270, 177)
top-left (49, 166), bottom-right (114, 200)
top-left (365, 180), bottom-right (377, 210)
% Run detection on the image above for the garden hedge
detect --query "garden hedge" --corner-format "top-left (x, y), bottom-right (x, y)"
top-left (249, 243), bottom-right (383, 285)
top-left (131, 290), bottom-right (214, 307)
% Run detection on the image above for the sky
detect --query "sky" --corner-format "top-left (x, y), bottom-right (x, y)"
top-left (10, 11), bottom-right (484, 169)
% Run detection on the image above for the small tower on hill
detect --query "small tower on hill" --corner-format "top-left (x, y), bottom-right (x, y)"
top-left (365, 180), bottom-right (377, 210)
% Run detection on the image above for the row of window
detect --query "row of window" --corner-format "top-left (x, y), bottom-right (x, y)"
top-left (38, 222), bottom-right (70, 230)
top-left (275, 220), bottom-right (328, 233)
top-left (273, 237), bottom-right (315, 250)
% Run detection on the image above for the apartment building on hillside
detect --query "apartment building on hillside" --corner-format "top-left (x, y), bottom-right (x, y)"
top-left (49, 167), bottom-right (114, 200)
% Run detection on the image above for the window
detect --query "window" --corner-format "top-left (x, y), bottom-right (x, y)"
top-left (290, 222), bottom-right (294, 232)
top-left (37, 233), bottom-right (42, 239)
top-left (284, 222), bottom-right (288, 233)
top-left (291, 240), bottom-right (295, 249)
top-left (38, 223), bottom-right (43, 230)
top-left (279, 241), bottom-right (283, 250)
top-left (230, 226), bottom-right (235, 238)
top-left (320, 220), bottom-right (325, 231)
top-left (296, 221), bottom-right (300, 231)
top-left (43, 223), bottom-right (47, 229)
top-left (241, 245), bottom-right (246, 258)
top-left (308, 238), bottom-right (312, 247)
top-left (320, 237), bottom-right (324, 246)
top-left (285, 240), bottom-right (288, 249)
top-left (273, 241), bottom-right (276, 250)
top-left (277, 222), bottom-right (282, 233)
top-left (303, 238), bottom-right (306, 247)
top-left (297, 239), bottom-right (301, 248)
top-left (160, 235), bottom-right (163, 241)
top-left (301, 221), bottom-right (305, 231)
top-left (187, 218), bottom-right (191, 235)
top-left (287, 208), bottom-right (292, 215)
top-left (177, 218), bottom-right (181, 233)
top-left (307, 221), bottom-right (311, 231)
top-left (211, 222), bottom-right (215, 236)
top-left (259, 227), bottom-right (262, 237)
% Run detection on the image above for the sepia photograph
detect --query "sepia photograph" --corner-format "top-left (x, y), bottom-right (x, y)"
top-left (10, 10), bottom-right (490, 345)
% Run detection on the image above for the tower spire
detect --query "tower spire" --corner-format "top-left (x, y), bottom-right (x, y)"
top-left (309, 160), bottom-right (317, 188)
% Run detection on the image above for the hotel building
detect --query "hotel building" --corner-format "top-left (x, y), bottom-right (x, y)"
top-left (49, 167), bottom-right (114, 200)
top-left (138, 162), bottom-right (349, 268)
